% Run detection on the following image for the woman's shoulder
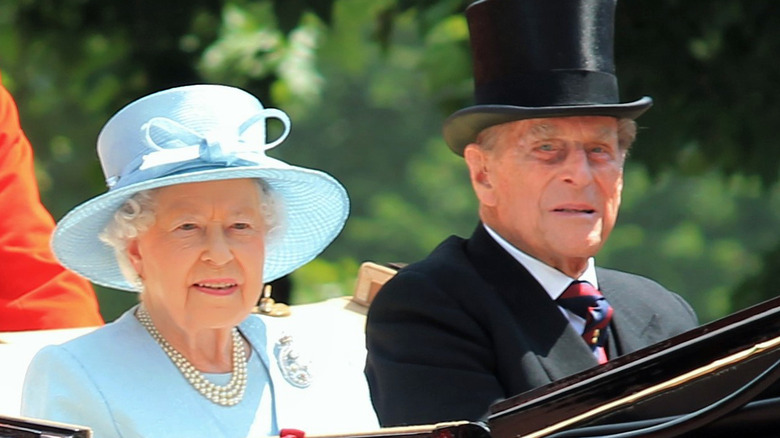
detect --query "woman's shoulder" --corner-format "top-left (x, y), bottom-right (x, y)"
top-left (51, 307), bottom-right (142, 350)
top-left (27, 306), bottom-right (154, 380)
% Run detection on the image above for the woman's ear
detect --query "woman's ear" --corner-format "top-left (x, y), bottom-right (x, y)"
top-left (126, 239), bottom-right (144, 278)
top-left (464, 143), bottom-right (498, 207)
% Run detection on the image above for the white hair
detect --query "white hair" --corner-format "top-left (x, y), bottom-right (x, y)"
top-left (476, 117), bottom-right (638, 152)
top-left (99, 179), bottom-right (285, 286)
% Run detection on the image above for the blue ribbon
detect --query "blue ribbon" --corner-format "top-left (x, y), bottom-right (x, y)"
top-left (108, 113), bottom-right (279, 190)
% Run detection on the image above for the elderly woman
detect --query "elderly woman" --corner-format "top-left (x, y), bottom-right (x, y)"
top-left (20, 85), bottom-right (377, 437)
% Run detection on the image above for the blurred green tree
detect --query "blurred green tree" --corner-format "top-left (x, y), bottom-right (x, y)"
top-left (1, 0), bottom-right (778, 322)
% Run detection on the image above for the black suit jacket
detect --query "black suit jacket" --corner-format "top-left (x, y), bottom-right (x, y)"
top-left (364, 225), bottom-right (698, 427)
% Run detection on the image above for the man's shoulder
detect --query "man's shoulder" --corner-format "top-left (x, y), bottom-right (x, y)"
top-left (596, 267), bottom-right (672, 293)
top-left (596, 267), bottom-right (698, 328)
top-left (596, 267), bottom-right (683, 306)
top-left (403, 234), bottom-right (471, 272)
top-left (388, 233), bottom-right (490, 291)
top-left (595, 267), bottom-right (695, 311)
top-left (370, 234), bottom-right (480, 310)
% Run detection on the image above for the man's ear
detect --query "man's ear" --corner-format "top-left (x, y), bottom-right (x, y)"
top-left (464, 143), bottom-right (497, 207)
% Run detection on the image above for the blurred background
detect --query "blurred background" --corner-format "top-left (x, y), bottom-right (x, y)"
top-left (1, 0), bottom-right (778, 323)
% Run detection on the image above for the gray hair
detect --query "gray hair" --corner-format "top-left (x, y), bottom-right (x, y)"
top-left (476, 118), bottom-right (638, 152)
top-left (99, 179), bottom-right (285, 286)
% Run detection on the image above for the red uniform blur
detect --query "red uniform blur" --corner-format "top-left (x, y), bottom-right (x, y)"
top-left (0, 72), bottom-right (103, 330)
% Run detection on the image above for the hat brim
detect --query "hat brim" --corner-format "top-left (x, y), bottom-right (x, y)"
top-left (442, 96), bottom-right (653, 155)
top-left (52, 159), bottom-right (349, 292)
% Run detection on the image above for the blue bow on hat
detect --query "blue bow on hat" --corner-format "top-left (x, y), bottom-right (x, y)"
top-left (108, 110), bottom-right (289, 190)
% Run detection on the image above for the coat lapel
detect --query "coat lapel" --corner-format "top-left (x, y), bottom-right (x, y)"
top-left (597, 269), bottom-right (661, 356)
top-left (242, 315), bottom-right (308, 432)
top-left (244, 314), bottom-right (333, 433)
top-left (236, 316), bottom-right (284, 434)
top-left (466, 225), bottom-right (600, 383)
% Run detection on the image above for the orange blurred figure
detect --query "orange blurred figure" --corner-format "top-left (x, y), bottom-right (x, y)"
top-left (0, 72), bottom-right (104, 331)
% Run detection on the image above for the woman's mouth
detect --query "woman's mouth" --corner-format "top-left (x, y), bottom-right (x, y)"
top-left (193, 281), bottom-right (239, 296)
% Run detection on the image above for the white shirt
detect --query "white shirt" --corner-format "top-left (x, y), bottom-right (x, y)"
top-left (483, 224), bottom-right (598, 335)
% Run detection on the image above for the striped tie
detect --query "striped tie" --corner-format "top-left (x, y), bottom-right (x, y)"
top-left (557, 281), bottom-right (614, 364)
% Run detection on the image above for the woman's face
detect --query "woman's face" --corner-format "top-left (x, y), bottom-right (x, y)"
top-left (128, 178), bottom-right (267, 332)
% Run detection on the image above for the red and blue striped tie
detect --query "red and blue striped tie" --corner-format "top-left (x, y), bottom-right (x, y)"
top-left (557, 281), bottom-right (614, 364)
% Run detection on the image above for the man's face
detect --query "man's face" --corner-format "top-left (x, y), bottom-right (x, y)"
top-left (464, 116), bottom-right (626, 276)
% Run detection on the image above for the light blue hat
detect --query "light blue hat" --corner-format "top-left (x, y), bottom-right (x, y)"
top-left (52, 84), bottom-right (349, 292)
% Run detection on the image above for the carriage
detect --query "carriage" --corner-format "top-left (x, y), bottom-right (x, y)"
top-left (2, 263), bottom-right (778, 437)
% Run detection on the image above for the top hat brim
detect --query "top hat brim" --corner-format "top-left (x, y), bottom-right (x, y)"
top-left (443, 96), bottom-right (653, 156)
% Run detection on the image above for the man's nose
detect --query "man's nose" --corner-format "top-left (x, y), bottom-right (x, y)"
top-left (561, 148), bottom-right (594, 186)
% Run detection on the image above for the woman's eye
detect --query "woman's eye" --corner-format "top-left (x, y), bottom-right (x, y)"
top-left (178, 223), bottom-right (198, 231)
top-left (232, 222), bottom-right (251, 230)
top-left (538, 143), bottom-right (555, 151)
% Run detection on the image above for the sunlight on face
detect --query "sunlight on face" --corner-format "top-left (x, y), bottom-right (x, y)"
top-left (128, 179), bottom-right (267, 333)
top-left (466, 116), bottom-right (625, 276)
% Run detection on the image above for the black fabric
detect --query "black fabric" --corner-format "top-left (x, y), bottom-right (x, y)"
top-left (364, 225), bottom-right (699, 427)
top-left (474, 71), bottom-right (619, 107)
top-left (442, 0), bottom-right (653, 155)
top-left (467, 0), bottom-right (619, 106)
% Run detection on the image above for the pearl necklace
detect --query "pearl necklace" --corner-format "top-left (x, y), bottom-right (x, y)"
top-left (135, 306), bottom-right (248, 406)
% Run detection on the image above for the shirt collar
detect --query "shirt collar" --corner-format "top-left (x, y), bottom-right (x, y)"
top-left (483, 224), bottom-right (599, 300)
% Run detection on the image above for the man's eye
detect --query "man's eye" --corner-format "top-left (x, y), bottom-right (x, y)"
top-left (590, 144), bottom-right (614, 155)
top-left (538, 143), bottom-right (555, 151)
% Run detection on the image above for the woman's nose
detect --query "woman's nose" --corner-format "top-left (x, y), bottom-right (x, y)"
top-left (201, 228), bottom-right (234, 265)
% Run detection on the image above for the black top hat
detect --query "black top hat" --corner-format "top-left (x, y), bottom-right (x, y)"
top-left (443, 0), bottom-right (652, 155)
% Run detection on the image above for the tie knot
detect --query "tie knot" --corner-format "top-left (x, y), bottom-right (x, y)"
top-left (557, 281), bottom-right (614, 352)
top-left (558, 281), bottom-right (603, 314)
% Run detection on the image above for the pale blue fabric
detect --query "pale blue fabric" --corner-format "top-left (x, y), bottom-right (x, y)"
top-left (20, 306), bottom-right (379, 438)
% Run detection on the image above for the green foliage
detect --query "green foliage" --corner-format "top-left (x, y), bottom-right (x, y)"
top-left (2, 0), bottom-right (778, 324)
top-left (95, 286), bottom-right (140, 323)
top-left (290, 258), bottom-right (361, 304)
top-left (616, 0), bottom-right (780, 185)
top-left (600, 167), bottom-right (779, 322)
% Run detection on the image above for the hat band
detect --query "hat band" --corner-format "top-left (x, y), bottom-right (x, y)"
top-left (474, 70), bottom-right (619, 107)
top-left (108, 114), bottom-right (282, 190)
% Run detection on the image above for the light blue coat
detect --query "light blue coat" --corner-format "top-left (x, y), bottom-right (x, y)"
top-left (21, 306), bottom-right (378, 438)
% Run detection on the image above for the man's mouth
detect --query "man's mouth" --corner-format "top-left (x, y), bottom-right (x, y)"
top-left (553, 208), bottom-right (595, 214)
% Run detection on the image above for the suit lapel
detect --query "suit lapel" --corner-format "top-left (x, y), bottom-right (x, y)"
top-left (466, 225), bottom-right (600, 382)
top-left (597, 268), bottom-right (661, 356)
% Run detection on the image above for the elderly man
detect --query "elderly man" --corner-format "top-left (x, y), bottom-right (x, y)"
top-left (364, 0), bottom-right (698, 427)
